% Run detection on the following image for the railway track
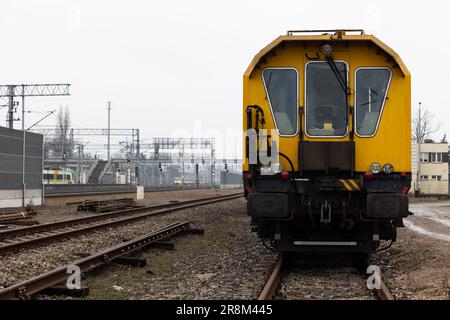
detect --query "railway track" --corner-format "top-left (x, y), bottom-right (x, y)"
top-left (258, 255), bottom-right (395, 300)
top-left (45, 186), bottom-right (212, 198)
top-left (258, 256), bottom-right (284, 300)
top-left (0, 193), bottom-right (241, 255)
top-left (0, 221), bottom-right (193, 300)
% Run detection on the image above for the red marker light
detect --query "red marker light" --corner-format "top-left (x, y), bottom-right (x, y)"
top-left (364, 171), bottom-right (374, 181)
top-left (401, 172), bottom-right (407, 177)
top-left (281, 171), bottom-right (290, 181)
top-left (246, 173), bottom-right (253, 180)
top-left (400, 186), bottom-right (410, 195)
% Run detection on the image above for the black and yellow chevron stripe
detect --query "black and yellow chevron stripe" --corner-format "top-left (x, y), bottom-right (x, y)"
top-left (339, 179), bottom-right (362, 192)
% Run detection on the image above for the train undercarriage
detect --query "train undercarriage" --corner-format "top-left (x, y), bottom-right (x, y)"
top-left (245, 171), bottom-right (411, 255)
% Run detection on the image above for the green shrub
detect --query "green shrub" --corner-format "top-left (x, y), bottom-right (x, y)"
top-left (25, 200), bottom-right (35, 212)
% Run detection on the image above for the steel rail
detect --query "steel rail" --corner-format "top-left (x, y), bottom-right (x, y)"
top-left (258, 256), bottom-right (393, 300)
top-left (45, 190), bottom-right (137, 198)
top-left (258, 256), bottom-right (283, 300)
top-left (375, 279), bottom-right (395, 300)
top-left (0, 221), bottom-right (191, 300)
top-left (0, 193), bottom-right (240, 241)
top-left (0, 194), bottom-right (241, 254)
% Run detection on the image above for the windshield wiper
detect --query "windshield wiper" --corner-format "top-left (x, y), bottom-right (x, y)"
top-left (326, 58), bottom-right (351, 96)
top-left (369, 88), bottom-right (380, 97)
top-left (359, 97), bottom-right (389, 107)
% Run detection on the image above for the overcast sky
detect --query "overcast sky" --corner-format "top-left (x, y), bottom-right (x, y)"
top-left (0, 0), bottom-right (449, 157)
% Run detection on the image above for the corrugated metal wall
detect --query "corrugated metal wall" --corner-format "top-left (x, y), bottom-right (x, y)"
top-left (220, 171), bottom-right (242, 186)
top-left (0, 126), bottom-right (43, 205)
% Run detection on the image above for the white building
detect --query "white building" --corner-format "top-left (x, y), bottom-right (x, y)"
top-left (411, 140), bottom-right (449, 196)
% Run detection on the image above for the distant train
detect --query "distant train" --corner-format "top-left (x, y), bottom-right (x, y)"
top-left (174, 176), bottom-right (198, 185)
top-left (243, 30), bottom-right (411, 259)
top-left (43, 168), bottom-right (76, 184)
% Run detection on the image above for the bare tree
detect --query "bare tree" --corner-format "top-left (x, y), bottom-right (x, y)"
top-left (412, 103), bottom-right (441, 143)
top-left (52, 106), bottom-right (73, 159)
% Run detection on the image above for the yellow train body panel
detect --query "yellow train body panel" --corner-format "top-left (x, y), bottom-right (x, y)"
top-left (243, 33), bottom-right (411, 174)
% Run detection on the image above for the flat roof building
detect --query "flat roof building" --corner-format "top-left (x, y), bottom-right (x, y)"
top-left (412, 140), bottom-right (449, 196)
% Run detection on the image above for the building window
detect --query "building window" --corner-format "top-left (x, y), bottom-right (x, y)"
top-left (431, 175), bottom-right (442, 181)
top-left (355, 68), bottom-right (391, 137)
top-left (421, 152), bottom-right (443, 163)
top-left (305, 61), bottom-right (348, 137)
top-left (420, 153), bottom-right (429, 163)
top-left (262, 68), bottom-right (298, 136)
top-left (420, 175), bottom-right (429, 181)
top-left (430, 153), bottom-right (442, 163)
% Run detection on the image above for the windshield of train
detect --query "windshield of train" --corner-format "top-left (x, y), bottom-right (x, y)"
top-left (355, 68), bottom-right (391, 136)
top-left (305, 61), bottom-right (348, 137)
top-left (262, 68), bottom-right (298, 136)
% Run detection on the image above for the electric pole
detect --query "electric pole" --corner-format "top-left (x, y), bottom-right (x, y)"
top-left (107, 101), bottom-right (111, 162)
top-left (21, 86), bottom-right (25, 207)
top-left (195, 163), bottom-right (199, 188)
top-left (8, 86), bottom-right (14, 129)
top-left (77, 144), bottom-right (82, 184)
top-left (416, 102), bottom-right (422, 194)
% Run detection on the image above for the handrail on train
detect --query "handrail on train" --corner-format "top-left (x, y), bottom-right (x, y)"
top-left (287, 29), bottom-right (365, 36)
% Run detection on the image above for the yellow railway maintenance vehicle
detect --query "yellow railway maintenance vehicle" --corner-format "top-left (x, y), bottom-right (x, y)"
top-left (243, 30), bottom-right (411, 257)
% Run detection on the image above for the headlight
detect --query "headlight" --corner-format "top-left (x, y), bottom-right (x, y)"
top-left (260, 163), bottom-right (283, 176)
top-left (322, 44), bottom-right (333, 58)
top-left (272, 163), bottom-right (283, 174)
top-left (370, 162), bottom-right (382, 174)
top-left (383, 163), bottom-right (394, 175)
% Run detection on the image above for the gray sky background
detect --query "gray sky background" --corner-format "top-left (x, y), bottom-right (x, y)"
top-left (0, 0), bottom-right (448, 157)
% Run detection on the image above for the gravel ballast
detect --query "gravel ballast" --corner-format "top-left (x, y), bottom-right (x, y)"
top-left (1, 195), bottom-right (449, 300)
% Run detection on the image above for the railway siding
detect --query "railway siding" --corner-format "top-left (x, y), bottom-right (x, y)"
top-left (0, 221), bottom-right (193, 300)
